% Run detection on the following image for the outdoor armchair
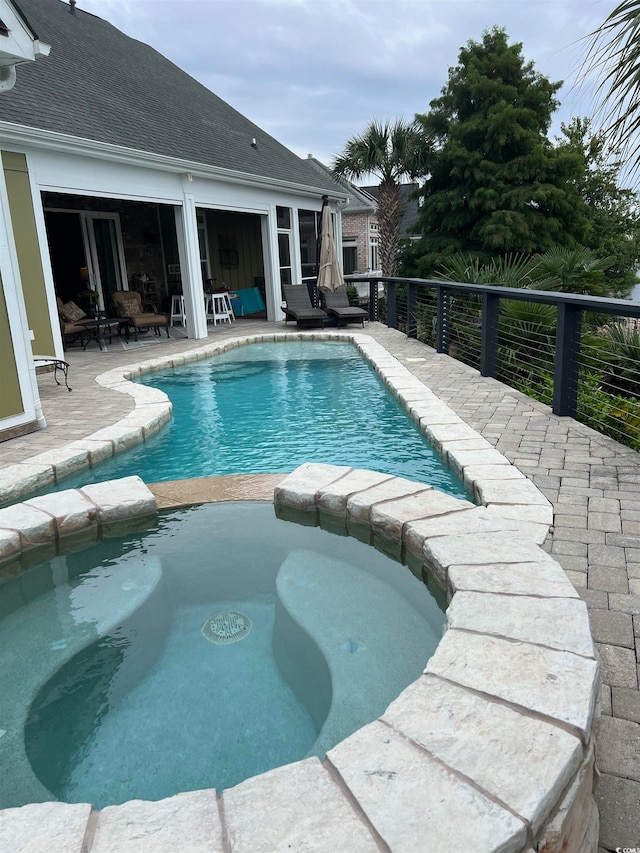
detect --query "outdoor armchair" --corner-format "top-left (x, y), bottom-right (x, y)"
top-left (112, 290), bottom-right (169, 341)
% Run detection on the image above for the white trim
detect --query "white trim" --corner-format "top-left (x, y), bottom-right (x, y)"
top-left (175, 196), bottom-right (207, 339)
top-left (0, 121), bottom-right (349, 202)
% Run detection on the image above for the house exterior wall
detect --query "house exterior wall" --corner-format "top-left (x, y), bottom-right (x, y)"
top-left (0, 273), bottom-right (23, 418)
top-left (2, 151), bottom-right (53, 356)
top-left (342, 209), bottom-right (378, 273)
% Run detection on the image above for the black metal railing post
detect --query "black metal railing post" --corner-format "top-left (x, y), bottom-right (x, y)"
top-left (369, 279), bottom-right (379, 322)
top-left (553, 303), bottom-right (582, 417)
top-left (436, 286), bottom-right (450, 354)
top-left (387, 281), bottom-right (397, 329)
top-left (407, 282), bottom-right (418, 339)
top-left (480, 292), bottom-right (500, 378)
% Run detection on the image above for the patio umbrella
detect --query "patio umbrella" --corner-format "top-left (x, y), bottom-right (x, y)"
top-left (317, 198), bottom-right (345, 293)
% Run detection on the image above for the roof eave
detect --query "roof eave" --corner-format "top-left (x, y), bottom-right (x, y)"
top-left (0, 121), bottom-right (349, 201)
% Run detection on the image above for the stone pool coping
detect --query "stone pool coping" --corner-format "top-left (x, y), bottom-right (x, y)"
top-left (0, 469), bottom-right (598, 851)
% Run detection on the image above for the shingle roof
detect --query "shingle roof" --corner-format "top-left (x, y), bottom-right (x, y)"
top-left (0, 0), bottom-right (341, 194)
top-left (363, 183), bottom-right (420, 236)
top-left (305, 157), bottom-right (377, 213)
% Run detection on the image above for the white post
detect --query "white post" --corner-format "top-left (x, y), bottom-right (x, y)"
top-left (174, 194), bottom-right (207, 339)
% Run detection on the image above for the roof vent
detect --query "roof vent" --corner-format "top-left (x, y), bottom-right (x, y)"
top-left (69, 0), bottom-right (76, 15)
top-left (251, 138), bottom-right (258, 149)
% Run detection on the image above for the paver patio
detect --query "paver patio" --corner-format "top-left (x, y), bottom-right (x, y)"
top-left (1, 318), bottom-right (638, 851)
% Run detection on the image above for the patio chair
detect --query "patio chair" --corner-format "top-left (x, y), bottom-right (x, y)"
top-left (282, 284), bottom-right (327, 328)
top-left (57, 297), bottom-right (89, 348)
top-left (112, 290), bottom-right (169, 341)
top-left (322, 286), bottom-right (368, 327)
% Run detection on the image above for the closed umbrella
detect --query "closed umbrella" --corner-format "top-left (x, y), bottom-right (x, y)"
top-left (317, 199), bottom-right (344, 294)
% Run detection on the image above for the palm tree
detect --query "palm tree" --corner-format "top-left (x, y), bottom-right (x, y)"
top-left (332, 119), bottom-right (428, 277)
top-left (584, 1), bottom-right (640, 173)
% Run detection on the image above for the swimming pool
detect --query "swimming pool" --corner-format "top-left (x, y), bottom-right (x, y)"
top-left (0, 502), bottom-right (445, 809)
top-left (56, 341), bottom-right (467, 498)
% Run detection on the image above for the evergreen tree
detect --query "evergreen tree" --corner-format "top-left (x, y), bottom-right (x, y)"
top-left (405, 27), bottom-right (587, 277)
top-left (557, 117), bottom-right (640, 297)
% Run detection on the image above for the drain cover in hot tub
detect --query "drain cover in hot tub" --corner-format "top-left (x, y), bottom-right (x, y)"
top-left (202, 611), bottom-right (252, 645)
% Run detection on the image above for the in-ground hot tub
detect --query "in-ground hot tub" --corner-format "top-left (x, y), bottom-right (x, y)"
top-left (0, 467), bottom-right (599, 852)
top-left (1, 501), bottom-right (445, 809)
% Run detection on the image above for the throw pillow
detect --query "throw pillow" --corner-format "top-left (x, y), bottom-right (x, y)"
top-left (118, 296), bottom-right (141, 316)
top-left (60, 301), bottom-right (87, 322)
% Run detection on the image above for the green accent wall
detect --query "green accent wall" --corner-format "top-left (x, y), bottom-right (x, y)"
top-left (2, 151), bottom-right (54, 355)
top-left (0, 270), bottom-right (24, 418)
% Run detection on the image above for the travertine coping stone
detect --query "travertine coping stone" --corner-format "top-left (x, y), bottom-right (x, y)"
top-left (0, 462), bottom-right (54, 504)
top-left (476, 479), bottom-right (554, 508)
top-left (381, 675), bottom-right (583, 835)
top-left (0, 801), bottom-right (92, 852)
top-left (463, 463), bottom-right (526, 488)
top-left (87, 425), bottom-right (144, 454)
top-left (118, 404), bottom-right (173, 438)
top-left (327, 720), bottom-right (528, 852)
top-left (446, 447), bottom-right (512, 477)
top-left (28, 445), bottom-right (91, 481)
top-left (410, 401), bottom-right (462, 424)
top-left (485, 503), bottom-right (554, 529)
top-left (79, 477), bottom-right (155, 524)
top-left (273, 462), bottom-right (351, 511)
top-left (0, 502), bottom-right (56, 548)
top-left (425, 421), bottom-right (488, 449)
top-left (70, 439), bottom-right (114, 466)
top-left (92, 790), bottom-right (222, 853)
top-left (345, 476), bottom-right (430, 524)
top-left (425, 630), bottom-right (598, 737)
top-left (370, 489), bottom-right (473, 542)
top-left (315, 469), bottom-right (393, 515)
top-left (395, 386), bottom-right (439, 403)
top-left (448, 561), bottom-right (580, 599)
top-left (223, 758), bottom-right (377, 852)
top-left (440, 437), bottom-right (497, 453)
top-left (0, 528), bottom-right (20, 561)
top-left (25, 490), bottom-right (99, 537)
top-left (424, 530), bottom-right (554, 576)
top-left (0, 478), bottom-right (157, 568)
top-left (405, 506), bottom-right (527, 557)
top-left (536, 746), bottom-right (597, 853)
top-left (448, 591), bottom-right (595, 657)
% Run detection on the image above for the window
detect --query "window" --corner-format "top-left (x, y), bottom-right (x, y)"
top-left (298, 209), bottom-right (321, 281)
top-left (343, 242), bottom-right (358, 275)
top-left (369, 238), bottom-right (379, 272)
top-left (197, 212), bottom-right (211, 283)
top-left (277, 207), bottom-right (293, 288)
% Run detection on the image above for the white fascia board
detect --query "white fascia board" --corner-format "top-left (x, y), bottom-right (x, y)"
top-left (0, 121), bottom-right (349, 203)
top-left (0, 0), bottom-right (50, 65)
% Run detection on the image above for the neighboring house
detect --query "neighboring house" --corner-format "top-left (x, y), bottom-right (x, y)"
top-left (0, 0), bottom-right (346, 441)
top-left (306, 156), bottom-right (379, 276)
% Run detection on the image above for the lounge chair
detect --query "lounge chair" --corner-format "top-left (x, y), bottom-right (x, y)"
top-left (57, 297), bottom-right (90, 347)
top-left (112, 290), bottom-right (169, 341)
top-left (322, 286), bottom-right (368, 327)
top-left (282, 284), bottom-right (327, 328)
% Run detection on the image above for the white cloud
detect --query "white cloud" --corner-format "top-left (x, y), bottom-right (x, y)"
top-left (77, 0), bottom-right (621, 165)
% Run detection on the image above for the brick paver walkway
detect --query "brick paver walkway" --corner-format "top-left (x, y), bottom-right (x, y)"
top-left (2, 320), bottom-right (638, 851)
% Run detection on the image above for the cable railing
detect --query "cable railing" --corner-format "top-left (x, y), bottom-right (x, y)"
top-left (346, 275), bottom-right (640, 451)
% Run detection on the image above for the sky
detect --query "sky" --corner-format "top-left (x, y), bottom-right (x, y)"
top-left (77, 0), bottom-right (619, 169)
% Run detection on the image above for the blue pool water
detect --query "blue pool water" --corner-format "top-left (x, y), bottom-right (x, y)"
top-left (61, 341), bottom-right (467, 497)
top-left (0, 503), bottom-right (445, 808)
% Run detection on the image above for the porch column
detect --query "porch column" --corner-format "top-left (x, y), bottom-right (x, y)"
top-left (263, 207), bottom-right (282, 321)
top-left (175, 194), bottom-right (207, 339)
